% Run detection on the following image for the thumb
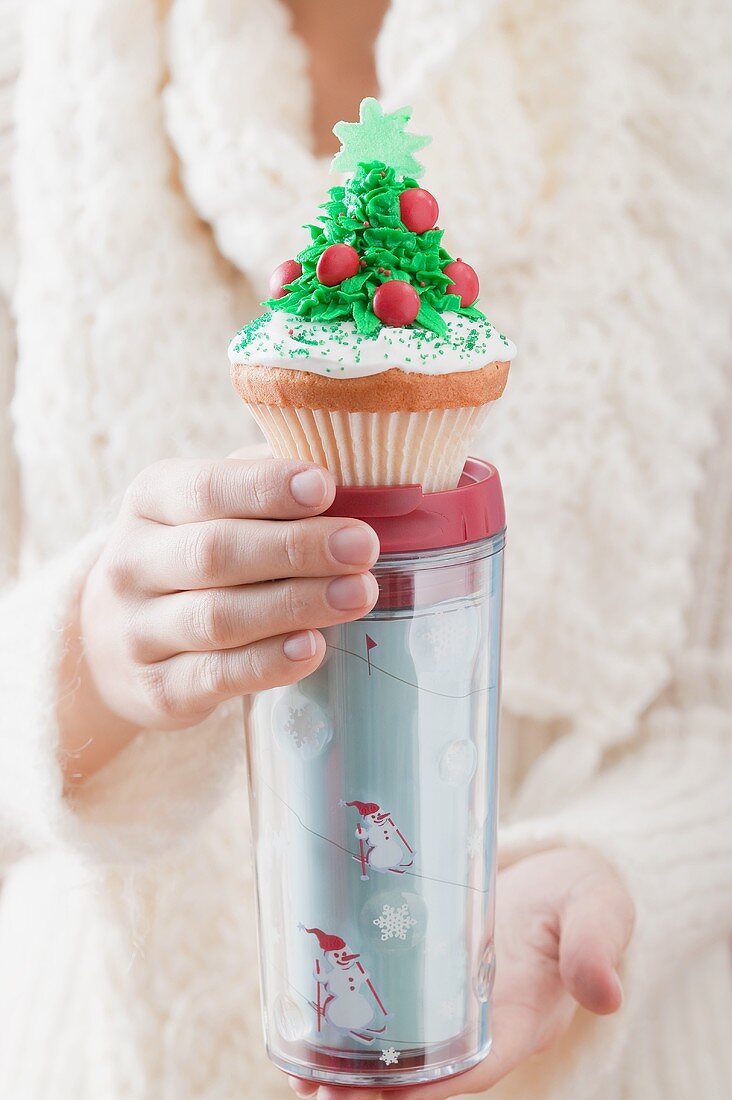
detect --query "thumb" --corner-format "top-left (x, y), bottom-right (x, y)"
top-left (559, 863), bottom-right (635, 1015)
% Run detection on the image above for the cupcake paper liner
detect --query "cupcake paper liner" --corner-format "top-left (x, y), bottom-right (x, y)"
top-left (248, 404), bottom-right (492, 493)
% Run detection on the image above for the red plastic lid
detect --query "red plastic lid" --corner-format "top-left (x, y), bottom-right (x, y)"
top-left (324, 457), bottom-right (505, 553)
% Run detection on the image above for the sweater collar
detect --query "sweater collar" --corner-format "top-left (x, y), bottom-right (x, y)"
top-left (166, 0), bottom-right (490, 153)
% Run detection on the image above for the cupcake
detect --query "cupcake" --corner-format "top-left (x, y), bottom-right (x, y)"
top-left (229, 99), bottom-right (516, 492)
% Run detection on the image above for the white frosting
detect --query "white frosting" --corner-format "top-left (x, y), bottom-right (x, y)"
top-left (228, 311), bottom-right (516, 378)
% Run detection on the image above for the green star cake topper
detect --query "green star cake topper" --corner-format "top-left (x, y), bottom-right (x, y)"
top-left (332, 98), bottom-right (430, 178)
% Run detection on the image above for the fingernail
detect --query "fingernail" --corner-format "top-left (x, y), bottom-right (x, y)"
top-left (283, 630), bottom-right (318, 661)
top-left (327, 573), bottom-right (377, 611)
top-left (290, 468), bottom-right (328, 508)
top-left (288, 1079), bottom-right (317, 1097)
top-left (329, 524), bottom-right (379, 565)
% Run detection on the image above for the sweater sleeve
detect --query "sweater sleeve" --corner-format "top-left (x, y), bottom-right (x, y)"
top-left (494, 684), bottom-right (732, 1099)
top-left (0, 532), bottom-right (245, 870)
top-left (0, 532), bottom-right (108, 866)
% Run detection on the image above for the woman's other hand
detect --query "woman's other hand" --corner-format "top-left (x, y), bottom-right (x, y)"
top-left (289, 848), bottom-right (635, 1100)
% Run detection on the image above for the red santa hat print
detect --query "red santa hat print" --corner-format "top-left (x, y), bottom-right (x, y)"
top-left (346, 800), bottom-right (380, 817)
top-left (301, 926), bottom-right (347, 953)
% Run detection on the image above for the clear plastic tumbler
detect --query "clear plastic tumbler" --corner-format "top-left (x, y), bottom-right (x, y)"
top-left (243, 458), bottom-right (505, 1088)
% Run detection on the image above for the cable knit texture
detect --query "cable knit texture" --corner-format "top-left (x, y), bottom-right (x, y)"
top-left (0, 0), bottom-right (730, 1097)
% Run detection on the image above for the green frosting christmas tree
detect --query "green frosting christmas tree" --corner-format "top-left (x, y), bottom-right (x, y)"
top-left (266, 99), bottom-right (484, 338)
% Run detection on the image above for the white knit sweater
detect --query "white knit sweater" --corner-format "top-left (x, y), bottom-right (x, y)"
top-left (0, 1), bottom-right (730, 1098)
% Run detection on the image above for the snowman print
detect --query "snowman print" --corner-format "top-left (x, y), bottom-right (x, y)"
top-left (341, 800), bottom-right (415, 880)
top-left (299, 926), bottom-right (389, 1044)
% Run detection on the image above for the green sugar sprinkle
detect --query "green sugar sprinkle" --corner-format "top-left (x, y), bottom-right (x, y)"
top-left (230, 311), bottom-right (513, 373)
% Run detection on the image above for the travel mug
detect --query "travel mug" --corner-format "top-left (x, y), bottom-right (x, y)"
top-left (243, 458), bottom-right (505, 1088)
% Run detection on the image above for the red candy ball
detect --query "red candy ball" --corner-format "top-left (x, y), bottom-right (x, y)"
top-left (372, 280), bottom-right (421, 327)
top-left (399, 187), bottom-right (439, 234)
top-left (316, 243), bottom-right (360, 286)
top-left (269, 259), bottom-right (302, 299)
top-left (444, 259), bottom-right (480, 307)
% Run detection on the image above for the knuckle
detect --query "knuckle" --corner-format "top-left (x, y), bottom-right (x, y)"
top-left (282, 522), bottom-right (314, 573)
top-left (281, 581), bottom-right (308, 625)
top-left (192, 590), bottom-right (231, 649)
top-left (241, 461), bottom-right (280, 514)
top-left (122, 604), bottom-right (149, 662)
top-left (184, 522), bottom-right (226, 584)
top-left (138, 663), bottom-right (179, 722)
top-left (104, 547), bottom-right (135, 596)
top-left (186, 464), bottom-right (220, 516)
top-left (125, 461), bottom-right (168, 516)
top-left (242, 642), bottom-right (268, 688)
top-left (198, 650), bottom-right (233, 699)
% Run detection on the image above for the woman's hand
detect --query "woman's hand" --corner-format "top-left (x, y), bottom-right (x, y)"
top-left (289, 848), bottom-right (635, 1100)
top-left (59, 453), bottom-right (379, 780)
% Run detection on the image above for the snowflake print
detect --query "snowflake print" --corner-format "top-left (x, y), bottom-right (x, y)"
top-left (273, 691), bottom-right (332, 760)
top-left (417, 609), bottom-right (471, 660)
top-left (380, 1046), bottom-right (400, 1066)
top-left (283, 704), bottom-right (325, 749)
top-left (410, 607), bottom-right (480, 692)
top-left (373, 902), bottom-right (417, 942)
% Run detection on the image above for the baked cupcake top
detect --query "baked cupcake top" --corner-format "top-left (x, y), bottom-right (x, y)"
top-left (229, 99), bottom-right (516, 377)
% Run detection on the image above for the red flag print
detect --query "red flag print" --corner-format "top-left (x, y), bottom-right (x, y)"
top-left (365, 634), bottom-right (377, 675)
